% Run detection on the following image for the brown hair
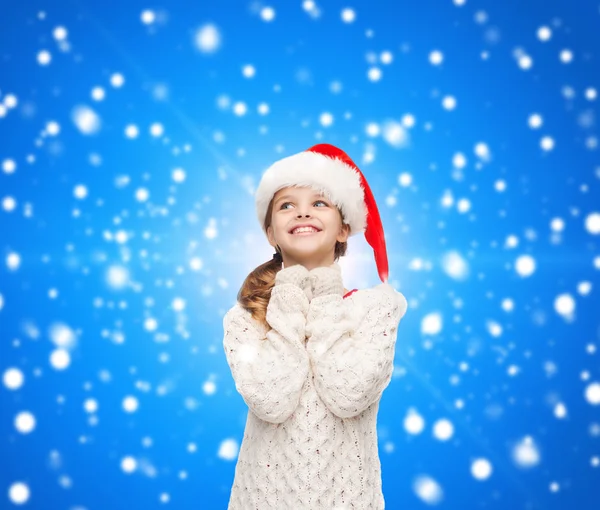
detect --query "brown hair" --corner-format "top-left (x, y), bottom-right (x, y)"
top-left (237, 194), bottom-right (349, 333)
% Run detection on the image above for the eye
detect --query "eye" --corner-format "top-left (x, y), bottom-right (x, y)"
top-left (280, 200), bottom-right (328, 209)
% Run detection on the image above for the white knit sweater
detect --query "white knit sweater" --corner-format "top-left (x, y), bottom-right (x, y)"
top-left (223, 262), bottom-right (408, 509)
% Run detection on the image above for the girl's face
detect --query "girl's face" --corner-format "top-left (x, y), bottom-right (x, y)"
top-left (266, 186), bottom-right (350, 271)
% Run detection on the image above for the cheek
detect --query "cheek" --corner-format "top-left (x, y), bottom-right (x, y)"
top-left (274, 220), bottom-right (289, 235)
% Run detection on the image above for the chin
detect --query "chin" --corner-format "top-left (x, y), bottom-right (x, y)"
top-left (284, 246), bottom-right (330, 260)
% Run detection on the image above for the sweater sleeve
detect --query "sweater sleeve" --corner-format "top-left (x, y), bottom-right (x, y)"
top-left (305, 280), bottom-right (408, 419)
top-left (222, 282), bottom-right (311, 424)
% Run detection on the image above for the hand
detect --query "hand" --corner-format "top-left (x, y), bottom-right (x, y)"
top-left (274, 263), bottom-right (313, 300)
top-left (309, 263), bottom-right (345, 298)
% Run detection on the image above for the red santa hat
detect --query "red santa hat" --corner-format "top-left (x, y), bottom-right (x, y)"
top-left (255, 143), bottom-right (389, 283)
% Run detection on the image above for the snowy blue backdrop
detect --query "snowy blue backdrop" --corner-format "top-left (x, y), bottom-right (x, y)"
top-left (1, 0), bottom-right (599, 508)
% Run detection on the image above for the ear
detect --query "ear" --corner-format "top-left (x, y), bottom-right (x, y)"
top-left (337, 223), bottom-right (350, 243)
top-left (266, 225), bottom-right (276, 249)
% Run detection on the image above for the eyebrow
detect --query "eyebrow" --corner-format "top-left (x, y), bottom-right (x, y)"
top-left (274, 192), bottom-right (326, 205)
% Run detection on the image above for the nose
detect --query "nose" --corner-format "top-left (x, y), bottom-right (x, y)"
top-left (296, 206), bottom-right (311, 218)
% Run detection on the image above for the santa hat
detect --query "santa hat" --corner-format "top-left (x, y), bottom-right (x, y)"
top-left (255, 143), bottom-right (389, 283)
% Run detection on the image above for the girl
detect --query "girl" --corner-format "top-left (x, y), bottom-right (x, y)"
top-left (223, 143), bottom-right (408, 509)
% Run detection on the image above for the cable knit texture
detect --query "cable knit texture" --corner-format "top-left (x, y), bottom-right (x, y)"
top-left (223, 261), bottom-right (408, 509)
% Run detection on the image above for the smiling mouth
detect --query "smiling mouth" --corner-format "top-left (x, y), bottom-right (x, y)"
top-left (290, 230), bottom-right (321, 236)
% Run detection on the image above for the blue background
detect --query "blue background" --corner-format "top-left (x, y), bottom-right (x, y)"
top-left (1, 0), bottom-right (599, 508)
